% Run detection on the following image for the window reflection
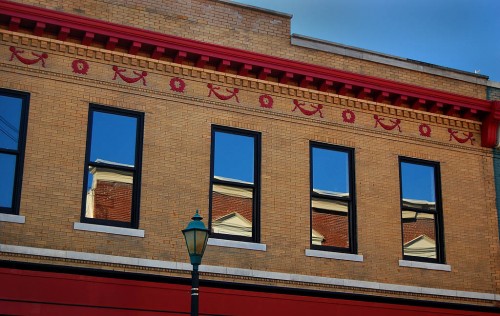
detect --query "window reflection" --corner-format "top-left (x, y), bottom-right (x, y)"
top-left (311, 144), bottom-right (354, 252)
top-left (85, 166), bottom-right (134, 223)
top-left (210, 128), bottom-right (259, 241)
top-left (312, 148), bottom-right (349, 194)
top-left (402, 199), bottom-right (436, 212)
top-left (402, 212), bottom-right (436, 259)
top-left (211, 182), bottom-right (253, 237)
top-left (0, 92), bottom-right (27, 215)
top-left (0, 95), bottom-right (22, 208)
top-left (312, 198), bottom-right (349, 248)
top-left (213, 131), bottom-right (254, 183)
top-left (401, 162), bottom-right (436, 203)
top-left (90, 111), bottom-right (137, 166)
top-left (82, 106), bottom-right (142, 227)
top-left (399, 159), bottom-right (442, 262)
top-left (0, 95), bottom-right (22, 150)
top-left (0, 154), bottom-right (16, 208)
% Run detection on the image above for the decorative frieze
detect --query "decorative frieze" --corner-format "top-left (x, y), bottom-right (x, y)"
top-left (0, 32), bottom-right (484, 150)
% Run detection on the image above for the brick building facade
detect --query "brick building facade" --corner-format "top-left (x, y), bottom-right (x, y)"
top-left (0, 0), bottom-right (499, 314)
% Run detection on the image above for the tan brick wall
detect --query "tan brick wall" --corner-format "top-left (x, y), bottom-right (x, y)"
top-left (9, 0), bottom-right (486, 99)
top-left (0, 8), bottom-right (498, 306)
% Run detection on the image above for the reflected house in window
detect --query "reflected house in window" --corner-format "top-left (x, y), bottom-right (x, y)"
top-left (209, 126), bottom-right (260, 242)
top-left (311, 190), bottom-right (349, 247)
top-left (311, 229), bottom-right (325, 246)
top-left (85, 159), bottom-right (133, 222)
top-left (211, 176), bottom-right (253, 237)
top-left (81, 105), bottom-right (143, 228)
top-left (310, 143), bottom-right (356, 253)
top-left (402, 198), bottom-right (437, 259)
top-left (399, 158), bottom-right (443, 263)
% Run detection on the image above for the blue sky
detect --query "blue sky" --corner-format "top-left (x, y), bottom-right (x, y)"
top-left (234, 0), bottom-right (500, 82)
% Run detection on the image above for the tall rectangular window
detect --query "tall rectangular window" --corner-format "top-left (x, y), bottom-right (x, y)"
top-left (209, 126), bottom-right (260, 242)
top-left (399, 158), bottom-right (444, 263)
top-left (310, 143), bottom-right (356, 253)
top-left (0, 89), bottom-right (29, 215)
top-left (81, 105), bottom-right (144, 228)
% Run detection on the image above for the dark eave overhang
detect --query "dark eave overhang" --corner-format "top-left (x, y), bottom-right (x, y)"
top-left (1, 0), bottom-right (499, 147)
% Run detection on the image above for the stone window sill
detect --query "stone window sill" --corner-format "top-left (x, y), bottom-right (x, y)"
top-left (73, 222), bottom-right (144, 237)
top-left (0, 213), bottom-right (25, 224)
top-left (207, 238), bottom-right (266, 251)
top-left (305, 249), bottom-right (363, 262)
top-left (399, 259), bottom-right (451, 271)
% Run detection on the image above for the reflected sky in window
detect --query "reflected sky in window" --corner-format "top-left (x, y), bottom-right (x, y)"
top-left (401, 162), bottom-right (436, 202)
top-left (213, 131), bottom-right (254, 183)
top-left (0, 154), bottom-right (16, 208)
top-left (312, 147), bottom-right (349, 194)
top-left (90, 111), bottom-right (137, 166)
top-left (0, 95), bottom-right (22, 150)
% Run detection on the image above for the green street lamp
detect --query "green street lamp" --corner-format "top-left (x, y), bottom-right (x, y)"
top-left (182, 210), bottom-right (209, 316)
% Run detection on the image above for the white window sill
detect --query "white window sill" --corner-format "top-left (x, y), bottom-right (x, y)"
top-left (399, 260), bottom-right (451, 272)
top-left (0, 213), bottom-right (25, 224)
top-left (305, 249), bottom-right (363, 262)
top-left (207, 238), bottom-right (266, 251)
top-left (73, 222), bottom-right (145, 237)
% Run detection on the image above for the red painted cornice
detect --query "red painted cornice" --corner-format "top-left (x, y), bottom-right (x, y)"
top-left (1, 0), bottom-right (499, 147)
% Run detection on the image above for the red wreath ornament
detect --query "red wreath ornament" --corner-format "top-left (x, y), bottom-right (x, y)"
top-left (419, 123), bottom-right (431, 137)
top-left (259, 94), bottom-right (273, 108)
top-left (342, 109), bottom-right (356, 123)
top-left (72, 59), bottom-right (89, 75)
top-left (169, 77), bottom-right (186, 92)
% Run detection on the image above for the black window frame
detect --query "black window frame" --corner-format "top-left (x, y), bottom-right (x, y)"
top-left (80, 104), bottom-right (144, 229)
top-left (399, 157), bottom-right (445, 263)
top-left (310, 142), bottom-right (357, 254)
top-left (0, 88), bottom-right (30, 215)
top-left (208, 125), bottom-right (261, 243)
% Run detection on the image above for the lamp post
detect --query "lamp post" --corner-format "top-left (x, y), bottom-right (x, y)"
top-left (182, 210), bottom-right (209, 316)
